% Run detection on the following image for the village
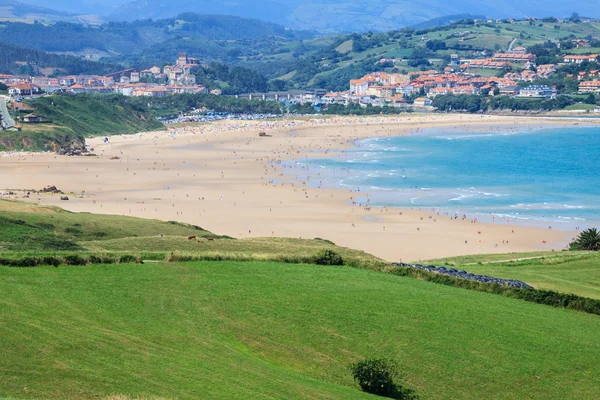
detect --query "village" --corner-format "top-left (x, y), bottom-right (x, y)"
top-left (1, 49), bottom-right (600, 113)
top-left (0, 53), bottom-right (212, 99)
top-left (336, 49), bottom-right (600, 109)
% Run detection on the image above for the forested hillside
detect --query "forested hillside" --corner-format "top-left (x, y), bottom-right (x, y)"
top-left (0, 13), bottom-right (310, 55)
top-left (0, 42), bottom-right (118, 75)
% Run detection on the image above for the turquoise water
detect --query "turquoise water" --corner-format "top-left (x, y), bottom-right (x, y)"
top-left (298, 126), bottom-right (600, 227)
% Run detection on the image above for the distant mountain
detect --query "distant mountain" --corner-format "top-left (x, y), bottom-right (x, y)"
top-left (10, 0), bottom-right (125, 16)
top-left (0, 13), bottom-right (309, 56)
top-left (0, 0), bottom-right (103, 24)
top-left (0, 41), bottom-right (118, 75)
top-left (411, 14), bottom-right (487, 29)
top-left (105, 0), bottom-right (600, 32)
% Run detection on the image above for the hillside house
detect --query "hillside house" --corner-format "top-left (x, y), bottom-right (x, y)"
top-left (578, 81), bottom-right (600, 93)
top-left (391, 95), bottom-right (407, 108)
top-left (8, 84), bottom-right (39, 96)
top-left (512, 46), bottom-right (527, 54)
top-left (22, 113), bottom-right (47, 123)
top-left (413, 97), bottom-right (432, 107)
top-left (499, 85), bottom-right (521, 96)
top-left (563, 54), bottom-right (598, 63)
top-left (518, 85), bottom-right (557, 99)
top-left (68, 84), bottom-right (87, 94)
top-left (350, 79), bottom-right (368, 95)
top-left (492, 52), bottom-right (536, 63)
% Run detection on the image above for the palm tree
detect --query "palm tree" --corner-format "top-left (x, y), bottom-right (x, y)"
top-left (570, 228), bottom-right (600, 251)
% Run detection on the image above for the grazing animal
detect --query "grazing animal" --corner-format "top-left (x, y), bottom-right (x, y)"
top-left (188, 235), bottom-right (196, 240)
top-left (198, 240), bottom-right (203, 244)
top-left (207, 237), bottom-right (214, 241)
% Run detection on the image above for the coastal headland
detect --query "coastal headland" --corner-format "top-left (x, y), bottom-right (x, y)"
top-left (1, 114), bottom-right (593, 261)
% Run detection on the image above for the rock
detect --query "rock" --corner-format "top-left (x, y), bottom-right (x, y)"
top-left (40, 185), bottom-right (63, 194)
top-left (60, 196), bottom-right (69, 201)
top-left (397, 262), bottom-right (533, 290)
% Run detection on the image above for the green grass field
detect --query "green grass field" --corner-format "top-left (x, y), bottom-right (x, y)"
top-left (423, 251), bottom-right (600, 299)
top-left (1, 261), bottom-right (600, 399)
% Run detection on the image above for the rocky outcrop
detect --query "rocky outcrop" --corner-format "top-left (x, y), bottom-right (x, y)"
top-left (392, 262), bottom-right (534, 289)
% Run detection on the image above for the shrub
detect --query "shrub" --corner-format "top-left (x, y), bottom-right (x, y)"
top-left (41, 256), bottom-right (61, 267)
top-left (569, 228), bottom-right (600, 251)
top-left (119, 254), bottom-right (141, 264)
top-left (63, 254), bottom-right (88, 266)
top-left (314, 249), bottom-right (344, 265)
top-left (17, 257), bottom-right (40, 267)
top-left (350, 358), bottom-right (418, 399)
top-left (89, 255), bottom-right (117, 264)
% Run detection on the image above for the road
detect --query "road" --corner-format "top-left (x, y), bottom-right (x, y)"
top-left (0, 95), bottom-right (16, 129)
top-left (508, 38), bottom-right (517, 51)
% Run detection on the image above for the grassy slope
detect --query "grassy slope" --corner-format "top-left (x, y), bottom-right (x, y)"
top-left (0, 95), bottom-right (164, 151)
top-left (293, 21), bottom-right (600, 86)
top-left (29, 95), bottom-right (164, 138)
top-left (0, 200), bottom-right (384, 267)
top-left (423, 251), bottom-right (600, 299)
top-left (0, 200), bottom-right (215, 252)
top-left (1, 261), bottom-right (599, 399)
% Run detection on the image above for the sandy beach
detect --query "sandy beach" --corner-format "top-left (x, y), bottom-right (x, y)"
top-left (1, 113), bottom-right (591, 261)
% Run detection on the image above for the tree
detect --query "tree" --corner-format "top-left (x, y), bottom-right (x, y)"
top-left (268, 79), bottom-right (287, 91)
top-left (585, 94), bottom-right (597, 104)
top-left (560, 40), bottom-right (575, 50)
top-left (425, 40), bottom-right (447, 51)
top-left (569, 13), bottom-right (581, 23)
top-left (350, 358), bottom-right (418, 399)
top-left (570, 228), bottom-right (600, 251)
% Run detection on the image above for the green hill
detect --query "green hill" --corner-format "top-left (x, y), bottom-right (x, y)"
top-left (0, 42), bottom-right (118, 76)
top-left (29, 94), bottom-right (164, 137)
top-left (0, 94), bottom-right (164, 152)
top-left (0, 200), bottom-right (384, 268)
top-left (0, 13), bottom-right (310, 56)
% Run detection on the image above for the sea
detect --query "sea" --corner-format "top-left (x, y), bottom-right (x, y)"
top-left (294, 125), bottom-right (600, 228)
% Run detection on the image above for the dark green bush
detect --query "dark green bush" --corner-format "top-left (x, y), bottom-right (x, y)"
top-left (119, 255), bottom-right (141, 264)
top-left (350, 358), bottom-right (418, 399)
top-left (41, 256), bottom-right (61, 267)
top-left (314, 249), bottom-right (344, 265)
top-left (17, 257), bottom-right (40, 267)
top-left (89, 255), bottom-right (117, 264)
top-left (63, 254), bottom-right (88, 266)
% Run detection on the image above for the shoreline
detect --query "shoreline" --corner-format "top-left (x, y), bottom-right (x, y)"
top-left (290, 123), bottom-right (600, 230)
top-left (1, 113), bottom-right (595, 261)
